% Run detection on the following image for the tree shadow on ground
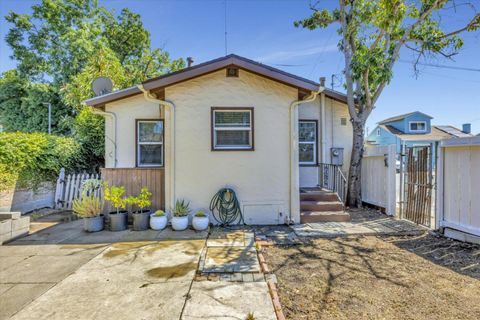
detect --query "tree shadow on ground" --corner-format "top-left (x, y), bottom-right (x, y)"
top-left (388, 232), bottom-right (480, 279)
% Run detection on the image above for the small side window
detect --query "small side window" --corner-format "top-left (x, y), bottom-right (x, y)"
top-left (137, 120), bottom-right (163, 167)
top-left (299, 120), bottom-right (317, 165)
top-left (377, 128), bottom-right (381, 136)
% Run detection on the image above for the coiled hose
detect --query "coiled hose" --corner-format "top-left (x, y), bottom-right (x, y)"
top-left (209, 188), bottom-right (244, 226)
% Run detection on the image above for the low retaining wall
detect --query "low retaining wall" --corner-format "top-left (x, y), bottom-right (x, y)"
top-left (0, 183), bottom-right (55, 214)
top-left (0, 212), bottom-right (30, 245)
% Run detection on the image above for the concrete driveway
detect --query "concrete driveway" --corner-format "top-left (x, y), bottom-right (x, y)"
top-left (0, 218), bottom-right (276, 320)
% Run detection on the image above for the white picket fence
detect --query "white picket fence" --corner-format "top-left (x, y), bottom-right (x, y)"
top-left (54, 168), bottom-right (101, 209)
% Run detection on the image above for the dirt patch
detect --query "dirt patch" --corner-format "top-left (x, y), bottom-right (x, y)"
top-left (146, 261), bottom-right (197, 279)
top-left (390, 233), bottom-right (480, 278)
top-left (264, 235), bottom-right (480, 320)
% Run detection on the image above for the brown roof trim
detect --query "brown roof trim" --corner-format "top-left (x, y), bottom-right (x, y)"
top-left (84, 54), bottom-right (348, 107)
top-left (84, 86), bottom-right (141, 107)
top-left (143, 54), bottom-right (321, 92)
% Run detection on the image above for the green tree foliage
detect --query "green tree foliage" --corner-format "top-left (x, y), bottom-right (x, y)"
top-left (2, 0), bottom-right (185, 177)
top-left (62, 47), bottom-right (127, 108)
top-left (295, 0), bottom-right (479, 206)
top-left (0, 70), bottom-right (72, 134)
top-left (0, 132), bottom-right (80, 191)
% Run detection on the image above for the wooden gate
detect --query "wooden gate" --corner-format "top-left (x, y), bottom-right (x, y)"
top-left (401, 146), bottom-right (434, 226)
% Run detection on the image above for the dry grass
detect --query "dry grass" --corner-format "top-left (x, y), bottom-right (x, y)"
top-left (264, 234), bottom-right (480, 320)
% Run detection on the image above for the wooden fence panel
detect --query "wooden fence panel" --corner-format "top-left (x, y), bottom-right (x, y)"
top-left (361, 145), bottom-right (397, 215)
top-left (100, 168), bottom-right (165, 213)
top-left (438, 137), bottom-right (480, 237)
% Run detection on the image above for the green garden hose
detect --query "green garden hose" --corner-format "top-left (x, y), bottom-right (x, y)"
top-left (209, 188), bottom-right (244, 226)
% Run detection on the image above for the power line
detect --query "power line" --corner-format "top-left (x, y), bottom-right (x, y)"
top-left (399, 60), bottom-right (480, 72)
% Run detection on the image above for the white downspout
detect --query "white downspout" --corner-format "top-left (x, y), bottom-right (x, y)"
top-left (91, 108), bottom-right (117, 168)
top-left (320, 92), bottom-right (327, 163)
top-left (289, 81), bottom-right (325, 224)
top-left (137, 85), bottom-right (176, 211)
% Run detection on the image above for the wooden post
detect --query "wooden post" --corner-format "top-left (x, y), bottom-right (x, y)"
top-left (436, 144), bottom-right (444, 231)
top-left (386, 145), bottom-right (397, 216)
top-left (54, 168), bottom-right (65, 209)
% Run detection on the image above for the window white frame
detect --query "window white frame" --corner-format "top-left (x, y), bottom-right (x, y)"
top-left (299, 120), bottom-right (317, 165)
top-left (137, 120), bottom-right (163, 167)
top-left (212, 108), bottom-right (253, 150)
top-left (409, 121), bottom-right (427, 132)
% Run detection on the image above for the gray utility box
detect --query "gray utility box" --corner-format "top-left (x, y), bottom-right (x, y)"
top-left (330, 147), bottom-right (344, 165)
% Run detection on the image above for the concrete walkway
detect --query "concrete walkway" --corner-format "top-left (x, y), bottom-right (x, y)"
top-left (293, 209), bottom-right (426, 238)
top-left (0, 218), bottom-right (276, 320)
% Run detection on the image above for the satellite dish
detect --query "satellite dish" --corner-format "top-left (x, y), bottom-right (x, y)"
top-left (92, 77), bottom-right (113, 96)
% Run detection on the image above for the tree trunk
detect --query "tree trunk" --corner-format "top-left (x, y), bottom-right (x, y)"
top-left (347, 119), bottom-right (366, 207)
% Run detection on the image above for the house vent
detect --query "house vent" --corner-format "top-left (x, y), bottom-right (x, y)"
top-left (226, 67), bottom-right (239, 77)
top-left (340, 117), bottom-right (347, 126)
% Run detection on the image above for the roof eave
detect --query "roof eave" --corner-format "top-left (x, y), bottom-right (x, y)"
top-left (83, 86), bottom-right (141, 107)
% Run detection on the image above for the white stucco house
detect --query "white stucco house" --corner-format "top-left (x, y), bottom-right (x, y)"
top-left (84, 54), bottom-right (353, 225)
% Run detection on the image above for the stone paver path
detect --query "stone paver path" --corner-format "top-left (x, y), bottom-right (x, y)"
top-left (293, 216), bottom-right (425, 237)
top-left (186, 227), bottom-right (276, 320)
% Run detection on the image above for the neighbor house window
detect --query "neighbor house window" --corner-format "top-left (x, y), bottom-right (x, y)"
top-left (137, 120), bottom-right (163, 166)
top-left (377, 128), bottom-right (381, 136)
top-left (409, 121), bottom-right (427, 132)
top-left (299, 120), bottom-right (317, 165)
top-left (211, 108), bottom-right (254, 150)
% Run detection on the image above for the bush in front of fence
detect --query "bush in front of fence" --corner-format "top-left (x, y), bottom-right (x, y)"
top-left (0, 132), bottom-right (81, 191)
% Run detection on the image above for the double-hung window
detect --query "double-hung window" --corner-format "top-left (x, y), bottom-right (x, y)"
top-left (212, 108), bottom-right (254, 150)
top-left (299, 120), bottom-right (317, 165)
top-left (137, 120), bottom-right (163, 167)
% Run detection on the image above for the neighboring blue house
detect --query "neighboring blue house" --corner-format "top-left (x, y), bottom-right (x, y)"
top-left (367, 111), bottom-right (473, 152)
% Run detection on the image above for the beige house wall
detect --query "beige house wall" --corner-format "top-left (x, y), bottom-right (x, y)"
top-left (104, 95), bottom-right (162, 168)
top-left (102, 69), bottom-right (352, 224)
top-left (298, 96), bottom-right (353, 187)
top-left (166, 69), bottom-right (297, 224)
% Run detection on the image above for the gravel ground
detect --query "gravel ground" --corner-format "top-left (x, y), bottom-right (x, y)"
top-left (264, 234), bottom-right (480, 320)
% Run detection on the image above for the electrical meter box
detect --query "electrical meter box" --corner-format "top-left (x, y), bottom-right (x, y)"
top-left (330, 147), bottom-right (344, 165)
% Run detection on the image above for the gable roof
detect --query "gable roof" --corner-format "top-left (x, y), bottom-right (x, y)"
top-left (84, 54), bottom-right (347, 107)
top-left (379, 124), bottom-right (472, 141)
top-left (378, 111), bottom-right (433, 124)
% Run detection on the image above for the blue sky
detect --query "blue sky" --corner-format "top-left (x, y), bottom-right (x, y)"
top-left (1, 0), bottom-right (479, 133)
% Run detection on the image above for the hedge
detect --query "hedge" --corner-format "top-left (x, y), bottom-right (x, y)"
top-left (0, 132), bottom-right (80, 191)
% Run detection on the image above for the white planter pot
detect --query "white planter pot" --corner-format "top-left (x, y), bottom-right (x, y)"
top-left (171, 216), bottom-right (189, 231)
top-left (192, 216), bottom-right (209, 231)
top-left (150, 214), bottom-right (167, 230)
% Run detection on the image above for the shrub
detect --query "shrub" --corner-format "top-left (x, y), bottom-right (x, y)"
top-left (0, 132), bottom-right (80, 191)
top-left (73, 196), bottom-right (103, 218)
top-left (103, 182), bottom-right (127, 213)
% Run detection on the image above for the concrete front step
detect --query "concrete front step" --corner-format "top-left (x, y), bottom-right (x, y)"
top-left (300, 192), bottom-right (339, 202)
top-left (300, 200), bottom-right (344, 212)
top-left (300, 211), bottom-right (351, 223)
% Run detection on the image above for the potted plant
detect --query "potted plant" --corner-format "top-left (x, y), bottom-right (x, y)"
top-left (127, 187), bottom-right (152, 231)
top-left (103, 182), bottom-right (128, 231)
top-left (171, 199), bottom-right (190, 231)
top-left (72, 196), bottom-right (104, 232)
top-left (150, 209), bottom-right (168, 230)
top-left (192, 210), bottom-right (209, 231)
